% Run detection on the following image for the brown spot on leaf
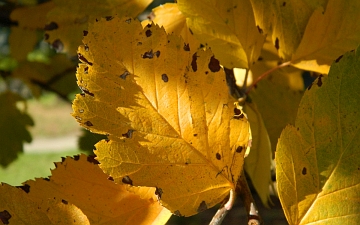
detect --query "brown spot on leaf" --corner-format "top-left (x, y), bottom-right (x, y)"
top-left (307, 83), bottom-right (313, 90)
top-left (258, 56), bottom-right (263, 61)
top-left (84, 121), bottom-right (93, 126)
top-left (335, 55), bottom-right (343, 63)
top-left (52, 39), bottom-right (63, 52)
top-left (155, 187), bottom-right (163, 200)
top-left (44, 33), bottom-right (49, 40)
top-left (234, 108), bottom-right (241, 115)
top-left (155, 50), bottom-right (160, 58)
top-left (73, 155), bottom-right (80, 161)
top-left (189, 28), bottom-right (193, 35)
top-left (44, 21), bottom-right (58, 30)
top-left (302, 167), bottom-right (307, 175)
top-left (79, 86), bottom-right (94, 97)
top-left (137, 42), bottom-right (142, 46)
top-left (83, 30), bottom-right (88, 36)
top-left (142, 49), bottom-right (154, 59)
top-left (125, 18), bottom-right (131, 24)
top-left (173, 210), bottom-right (182, 217)
top-left (161, 74), bottom-right (169, 82)
top-left (317, 75), bottom-right (323, 87)
top-left (208, 56), bottom-right (221, 72)
top-left (84, 66), bottom-right (88, 74)
top-left (191, 53), bottom-right (198, 71)
top-left (236, 146), bottom-right (243, 153)
top-left (17, 184), bottom-right (30, 193)
top-left (193, 134), bottom-right (198, 137)
top-left (108, 176), bottom-right (114, 181)
top-left (122, 129), bottom-right (134, 138)
top-left (197, 201), bottom-right (207, 212)
top-left (122, 176), bottom-right (133, 185)
top-left (216, 153), bottom-right (221, 160)
top-left (61, 199), bottom-right (68, 204)
top-left (43, 177), bottom-right (50, 181)
top-left (275, 38), bottom-right (279, 50)
top-left (84, 44), bottom-right (89, 52)
top-left (183, 43), bottom-right (190, 51)
top-left (145, 30), bottom-right (152, 37)
top-left (105, 16), bottom-right (113, 21)
top-left (146, 24), bottom-right (152, 28)
top-left (282, 2), bottom-right (286, 6)
top-left (78, 53), bottom-right (93, 66)
top-left (257, 25), bottom-right (263, 34)
top-left (120, 71), bottom-right (130, 80)
top-left (87, 155), bottom-right (99, 164)
top-left (0, 210), bottom-right (11, 224)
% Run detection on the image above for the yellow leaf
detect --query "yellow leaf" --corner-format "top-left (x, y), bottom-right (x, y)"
top-left (243, 102), bottom-right (272, 207)
top-left (44, 0), bottom-right (153, 54)
top-left (276, 47), bottom-right (360, 224)
top-left (0, 92), bottom-right (33, 167)
top-left (177, 0), bottom-right (265, 69)
top-left (142, 3), bottom-right (200, 55)
top-left (291, 0), bottom-right (360, 73)
top-left (23, 154), bottom-right (171, 224)
top-left (9, 27), bottom-right (38, 61)
top-left (0, 183), bottom-right (89, 224)
top-left (72, 17), bottom-right (250, 216)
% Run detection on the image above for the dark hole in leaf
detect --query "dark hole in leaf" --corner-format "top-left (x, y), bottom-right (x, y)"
top-left (197, 201), bottom-right (207, 212)
top-left (122, 176), bottom-right (133, 185)
top-left (44, 21), bottom-right (58, 30)
top-left (137, 42), bottom-right (142, 46)
top-left (61, 199), bottom-right (68, 204)
top-left (317, 75), bottom-right (323, 87)
top-left (155, 50), bottom-right (160, 57)
top-left (84, 121), bottom-right (93, 126)
top-left (200, 43), bottom-right (205, 48)
top-left (216, 153), bottom-right (221, 160)
top-left (236, 146), bottom-right (243, 153)
top-left (307, 83), bottom-right (313, 90)
top-left (282, 2), bottom-right (286, 6)
top-left (234, 108), bottom-right (241, 115)
top-left (189, 28), bottom-right (193, 35)
top-left (108, 176), bottom-right (114, 181)
top-left (258, 56), bottom-right (263, 61)
top-left (142, 49), bottom-right (154, 59)
top-left (145, 29), bottom-right (152, 37)
top-left (191, 53), bottom-right (198, 72)
top-left (83, 30), bottom-right (88, 36)
top-left (275, 38), bottom-right (280, 50)
top-left (155, 187), bottom-right (163, 200)
top-left (183, 43), bottom-right (190, 51)
top-left (61, 157), bottom-right (66, 162)
top-left (52, 39), bottom-right (63, 52)
top-left (302, 167), bottom-right (307, 175)
top-left (73, 155), bottom-right (80, 161)
top-left (147, 24), bottom-right (152, 28)
top-left (87, 155), bottom-right (99, 164)
top-left (78, 53), bottom-right (93, 66)
top-left (193, 134), bottom-right (198, 137)
top-left (205, 71), bottom-right (209, 74)
top-left (257, 25), bottom-right (263, 34)
top-left (43, 177), bottom-right (50, 181)
top-left (208, 56), bottom-right (221, 72)
top-left (84, 44), bottom-right (89, 52)
top-left (105, 16), bottom-right (113, 21)
top-left (335, 55), bottom-right (343, 63)
top-left (79, 86), bottom-right (94, 97)
top-left (174, 210), bottom-right (182, 217)
top-left (17, 184), bottom-right (30, 193)
top-left (0, 210), bottom-right (11, 224)
top-left (122, 129), bottom-right (134, 138)
top-left (125, 18), bottom-right (131, 24)
top-left (84, 66), bottom-right (88, 74)
top-left (44, 33), bottom-right (49, 40)
top-left (120, 71), bottom-right (130, 80)
top-left (162, 74), bottom-right (169, 82)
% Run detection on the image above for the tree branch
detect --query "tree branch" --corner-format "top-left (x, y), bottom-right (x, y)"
top-left (209, 189), bottom-right (235, 225)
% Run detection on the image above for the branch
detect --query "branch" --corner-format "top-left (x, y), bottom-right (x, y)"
top-left (237, 170), bottom-right (262, 225)
top-left (245, 61), bottom-right (291, 95)
top-left (209, 189), bottom-right (235, 225)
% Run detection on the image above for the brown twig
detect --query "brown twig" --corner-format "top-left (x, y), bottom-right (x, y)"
top-left (237, 170), bottom-right (262, 225)
top-left (209, 189), bottom-right (235, 225)
top-left (245, 61), bottom-right (291, 95)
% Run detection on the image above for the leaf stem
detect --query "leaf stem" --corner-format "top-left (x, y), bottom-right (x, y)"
top-left (209, 189), bottom-right (235, 225)
top-left (245, 61), bottom-right (291, 95)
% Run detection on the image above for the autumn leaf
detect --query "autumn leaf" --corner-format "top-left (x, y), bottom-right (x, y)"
top-left (276, 47), bottom-right (360, 224)
top-left (0, 92), bottom-right (33, 167)
top-left (44, 0), bottom-right (153, 54)
top-left (72, 17), bottom-right (251, 216)
top-left (177, 0), bottom-right (265, 69)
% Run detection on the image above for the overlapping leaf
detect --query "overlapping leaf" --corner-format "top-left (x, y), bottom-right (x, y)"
top-left (0, 92), bottom-right (33, 167)
top-left (178, 0), bottom-right (265, 69)
top-left (276, 47), bottom-right (360, 224)
top-left (72, 17), bottom-right (250, 216)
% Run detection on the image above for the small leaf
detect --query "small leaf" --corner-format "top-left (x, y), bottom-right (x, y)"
top-left (0, 92), bottom-right (33, 167)
top-left (72, 17), bottom-right (250, 216)
top-left (276, 47), bottom-right (360, 224)
top-left (178, 0), bottom-right (265, 69)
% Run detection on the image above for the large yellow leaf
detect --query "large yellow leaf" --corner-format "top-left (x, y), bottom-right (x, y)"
top-left (0, 183), bottom-right (89, 224)
top-left (9, 27), bottom-right (38, 61)
top-left (72, 17), bottom-right (250, 216)
top-left (291, 0), bottom-right (360, 73)
top-left (276, 47), bottom-right (360, 224)
top-left (177, 0), bottom-right (265, 69)
top-left (0, 92), bottom-right (33, 167)
top-left (22, 154), bottom-right (171, 224)
top-left (44, 0), bottom-right (152, 54)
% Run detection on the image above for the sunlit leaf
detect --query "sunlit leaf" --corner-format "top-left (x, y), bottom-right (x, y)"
top-left (0, 92), bottom-right (33, 167)
top-left (72, 17), bottom-right (251, 216)
top-left (178, 0), bottom-right (265, 69)
top-left (276, 47), bottom-right (360, 224)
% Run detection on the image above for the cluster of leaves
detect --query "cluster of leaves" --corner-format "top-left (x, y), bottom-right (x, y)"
top-left (1, 0), bottom-right (360, 224)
